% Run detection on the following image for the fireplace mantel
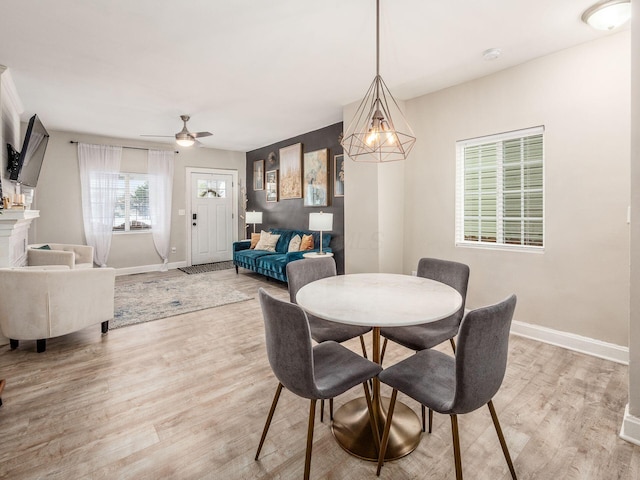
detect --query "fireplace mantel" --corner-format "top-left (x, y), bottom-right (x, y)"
top-left (0, 209), bottom-right (40, 267)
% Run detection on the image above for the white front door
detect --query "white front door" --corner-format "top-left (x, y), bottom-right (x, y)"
top-left (190, 172), bottom-right (234, 265)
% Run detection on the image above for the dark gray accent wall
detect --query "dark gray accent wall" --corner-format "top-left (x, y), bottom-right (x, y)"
top-left (245, 122), bottom-right (345, 274)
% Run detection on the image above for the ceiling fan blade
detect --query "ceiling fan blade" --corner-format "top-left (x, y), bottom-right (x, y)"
top-left (140, 134), bottom-right (174, 138)
top-left (195, 139), bottom-right (205, 148)
top-left (191, 131), bottom-right (213, 138)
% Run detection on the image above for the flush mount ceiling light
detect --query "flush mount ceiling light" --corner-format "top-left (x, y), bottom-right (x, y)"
top-left (581, 0), bottom-right (631, 31)
top-left (482, 48), bottom-right (502, 61)
top-left (341, 0), bottom-right (416, 163)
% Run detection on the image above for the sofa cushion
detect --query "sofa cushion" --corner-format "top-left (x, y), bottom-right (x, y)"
top-left (288, 235), bottom-right (301, 252)
top-left (234, 249), bottom-right (274, 268)
top-left (257, 254), bottom-right (288, 274)
top-left (255, 231), bottom-right (280, 252)
top-left (300, 234), bottom-right (314, 251)
top-left (250, 233), bottom-right (261, 249)
top-left (270, 229), bottom-right (296, 254)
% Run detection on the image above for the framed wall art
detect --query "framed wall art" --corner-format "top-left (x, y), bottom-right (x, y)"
top-left (334, 154), bottom-right (344, 197)
top-left (253, 160), bottom-right (264, 190)
top-left (253, 159), bottom-right (264, 190)
top-left (303, 148), bottom-right (328, 207)
top-left (266, 169), bottom-right (278, 202)
top-left (279, 143), bottom-right (302, 199)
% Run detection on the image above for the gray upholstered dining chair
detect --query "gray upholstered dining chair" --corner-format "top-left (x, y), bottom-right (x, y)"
top-left (255, 288), bottom-right (382, 480)
top-left (376, 294), bottom-right (518, 480)
top-left (380, 257), bottom-right (469, 431)
top-left (287, 257), bottom-right (373, 421)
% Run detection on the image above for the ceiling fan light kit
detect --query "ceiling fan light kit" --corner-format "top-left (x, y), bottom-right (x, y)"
top-left (341, 0), bottom-right (416, 163)
top-left (141, 114), bottom-right (212, 147)
top-left (176, 135), bottom-right (195, 147)
top-left (581, 0), bottom-right (631, 30)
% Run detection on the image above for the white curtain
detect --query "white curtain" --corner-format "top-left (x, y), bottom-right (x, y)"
top-left (148, 149), bottom-right (174, 271)
top-left (78, 143), bottom-right (122, 267)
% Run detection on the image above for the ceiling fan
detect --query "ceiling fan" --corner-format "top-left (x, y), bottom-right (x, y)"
top-left (141, 115), bottom-right (212, 147)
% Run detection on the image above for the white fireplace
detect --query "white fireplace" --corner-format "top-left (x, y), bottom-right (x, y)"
top-left (0, 210), bottom-right (40, 267)
top-left (0, 210), bottom-right (39, 346)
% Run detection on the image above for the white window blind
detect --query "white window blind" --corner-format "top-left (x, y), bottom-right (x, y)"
top-left (113, 173), bottom-right (151, 232)
top-left (455, 126), bottom-right (544, 250)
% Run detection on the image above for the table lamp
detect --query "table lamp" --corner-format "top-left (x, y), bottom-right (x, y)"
top-left (309, 212), bottom-right (333, 255)
top-left (246, 211), bottom-right (263, 236)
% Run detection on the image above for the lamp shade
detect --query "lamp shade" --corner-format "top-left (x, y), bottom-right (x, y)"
top-left (246, 211), bottom-right (263, 224)
top-left (309, 212), bottom-right (333, 231)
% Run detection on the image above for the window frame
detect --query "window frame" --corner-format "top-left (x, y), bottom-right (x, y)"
top-left (455, 126), bottom-right (545, 252)
top-left (113, 172), bottom-right (152, 234)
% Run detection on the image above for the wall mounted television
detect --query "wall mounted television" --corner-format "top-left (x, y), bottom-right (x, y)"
top-left (7, 114), bottom-right (49, 187)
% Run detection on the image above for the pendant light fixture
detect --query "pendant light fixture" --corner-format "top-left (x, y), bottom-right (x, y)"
top-left (341, 0), bottom-right (416, 163)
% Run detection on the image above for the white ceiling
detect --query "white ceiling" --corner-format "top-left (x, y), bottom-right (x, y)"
top-left (0, 0), bottom-right (626, 152)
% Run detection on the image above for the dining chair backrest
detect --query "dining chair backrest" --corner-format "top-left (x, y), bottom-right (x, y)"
top-left (417, 257), bottom-right (470, 323)
top-left (258, 288), bottom-right (318, 399)
top-left (286, 257), bottom-right (337, 304)
top-left (451, 294), bottom-right (517, 414)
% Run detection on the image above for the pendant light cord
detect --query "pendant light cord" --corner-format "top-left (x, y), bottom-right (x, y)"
top-left (375, 0), bottom-right (381, 104)
top-left (376, 0), bottom-right (380, 78)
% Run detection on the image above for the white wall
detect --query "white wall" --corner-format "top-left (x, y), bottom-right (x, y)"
top-left (345, 32), bottom-right (631, 347)
top-left (402, 32), bottom-right (631, 346)
top-left (624, 1), bottom-right (640, 444)
top-left (343, 101), bottom-right (407, 274)
top-left (32, 130), bottom-right (246, 269)
top-left (0, 66), bottom-right (22, 202)
top-left (343, 99), bottom-right (382, 273)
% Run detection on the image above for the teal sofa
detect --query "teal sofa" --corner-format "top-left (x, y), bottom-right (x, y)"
top-left (233, 228), bottom-right (332, 282)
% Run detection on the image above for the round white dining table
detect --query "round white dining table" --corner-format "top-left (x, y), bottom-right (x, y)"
top-left (296, 273), bottom-right (463, 461)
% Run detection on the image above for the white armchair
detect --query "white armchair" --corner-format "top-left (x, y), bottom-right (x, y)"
top-left (27, 243), bottom-right (94, 269)
top-left (0, 266), bottom-right (115, 352)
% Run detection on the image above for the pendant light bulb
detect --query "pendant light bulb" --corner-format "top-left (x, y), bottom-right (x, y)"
top-left (366, 130), bottom-right (379, 147)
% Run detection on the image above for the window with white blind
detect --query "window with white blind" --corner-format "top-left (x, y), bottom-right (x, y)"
top-left (113, 173), bottom-right (151, 232)
top-left (455, 126), bottom-right (544, 250)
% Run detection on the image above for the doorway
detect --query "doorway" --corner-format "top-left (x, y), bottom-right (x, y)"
top-left (186, 168), bottom-right (238, 266)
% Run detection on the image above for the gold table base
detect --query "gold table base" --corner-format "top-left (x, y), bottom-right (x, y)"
top-left (331, 396), bottom-right (422, 461)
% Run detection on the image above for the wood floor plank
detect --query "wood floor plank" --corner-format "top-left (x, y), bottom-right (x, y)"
top-left (0, 268), bottom-right (638, 479)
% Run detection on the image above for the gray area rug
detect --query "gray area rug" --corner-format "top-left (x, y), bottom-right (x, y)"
top-left (112, 271), bottom-right (251, 329)
top-left (178, 260), bottom-right (235, 275)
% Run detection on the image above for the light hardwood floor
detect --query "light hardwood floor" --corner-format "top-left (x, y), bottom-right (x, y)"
top-left (0, 269), bottom-right (638, 479)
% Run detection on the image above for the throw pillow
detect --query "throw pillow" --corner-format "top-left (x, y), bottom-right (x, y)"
top-left (299, 234), bottom-right (314, 251)
top-left (254, 231), bottom-right (281, 252)
top-left (249, 233), bottom-right (261, 249)
top-left (36, 244), bottom-right (51, 250)
top-left (288, 234), bottom-right (302, 252)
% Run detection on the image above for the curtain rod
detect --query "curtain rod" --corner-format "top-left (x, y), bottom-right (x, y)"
top-left (69, 141), bottom-right (178, 153)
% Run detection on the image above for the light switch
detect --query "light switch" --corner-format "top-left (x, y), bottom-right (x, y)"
top-left (178, 209), bottom-right (185, 216)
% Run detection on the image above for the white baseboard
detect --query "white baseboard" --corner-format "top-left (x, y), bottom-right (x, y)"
top-left (621, 404), bottom-right (640, 446)
top-left (510, 320), bottom-right (628, 365)
top-left (115, 261), bottom-right (188, 276)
